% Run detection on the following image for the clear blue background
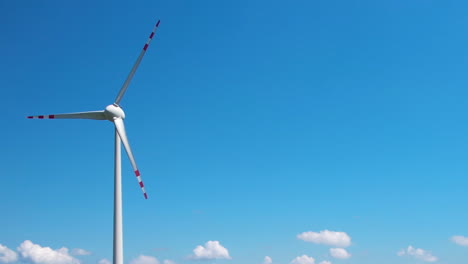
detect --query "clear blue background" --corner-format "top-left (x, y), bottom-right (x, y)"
top-left (1, 0), bottom-right (468, 263)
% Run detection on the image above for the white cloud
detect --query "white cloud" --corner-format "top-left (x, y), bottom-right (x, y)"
top-left (130, 255), bottom-right (160, 264)
top-left (189, 241), bottom-right (231, 260)
top-left (263, 256), bottom-right (272, 264)
top-left (319, 261), bottom-right (331, 264)
top-left (451, 235), bottom-right (468, 246)
top-left (162, 260), bottom-right (176, 264)
top-left (397, 246), bottom-right (437, 262)
top-left (329, 248), bottom-right (351, 259)
top-left (297, 230), bottom-right (351, 247)
top-left (0, 244), bottom-right (18, 263)
top-left (98, 259), bottom-right (111, 264)
top-left (17, 240), bottom-right (80, 264)
top-left (290, 255), bottom-right (315, 264)
top-left (71, 249), bottom-right (90, 256)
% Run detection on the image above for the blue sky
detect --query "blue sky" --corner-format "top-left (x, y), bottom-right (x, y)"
top-left (1, 0), bottom-right (468, 263)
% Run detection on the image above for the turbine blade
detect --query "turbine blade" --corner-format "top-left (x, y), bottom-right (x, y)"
top-left (113, 118), bottom-right (148, 199)
top-left (114, 20), bottom-right (161, 105)
top-left (27, 111), bottom-right (106, 120)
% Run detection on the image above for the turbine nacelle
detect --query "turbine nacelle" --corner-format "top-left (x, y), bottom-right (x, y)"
top-left (105, 104), bottom-right (125, 121)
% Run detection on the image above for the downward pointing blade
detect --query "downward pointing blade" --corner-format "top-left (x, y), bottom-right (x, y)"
top-left (113, 118), bottom-right (148, 199)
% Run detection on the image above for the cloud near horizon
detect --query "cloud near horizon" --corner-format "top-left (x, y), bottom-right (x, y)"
top-left (189, 241), bottom-right (231, 260)
top-left (329, 248), bottom-right (351, 259)
top-left (297, 230), bottom-right (351, 247)
top-left (130, 255), bottom-right (160, 264)
top-left (17, 240), bottom-right (80, 264)
top-left (397, 246), bottom-right (437, 262)
top-left (0, 244), bottom-right (17, 263)
top-left (98, 259), bottom-right (111, 264)
top-left (263, 256), bottom-right (272, 264)
top-left (70, 248), bottom-right (90, 256)
top-left (451, 235), bottom-right (468, 246)
top-left (290, 255), bottom-right (315, 264)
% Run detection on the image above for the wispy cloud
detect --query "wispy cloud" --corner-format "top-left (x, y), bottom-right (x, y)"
top-left (290, 255), bottom-right (315, 264)
top-left (98, 259), bottom-right (110, 264)
top-left (329, 248), bottom-right (351, 259)
top-left (263, 256), bottom-right (272, 264)
top-left (130, 255), bottom-right (159, 264)
top-left (397, 246), bottom-right (437, 262)
top-left (451, 235), bottom-right (468, 246)
top-left (71, 248), bottom-right (91, 256)
top-left (297, 230), bottom-right (351, 247)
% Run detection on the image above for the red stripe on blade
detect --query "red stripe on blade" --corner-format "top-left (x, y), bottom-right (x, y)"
top-left (49, 115), bottom-right (55, 119)
top-left (139, 182), bottom-right (144, 187)
top-left (149, 32), bottom-right (154, 39)
top-left (144, 193), bottom-right (148, 199)
top-left (27, 116), bottom-right (33, 119)
top-left (143, 44), bottom-right (148, 51)
top-left (135, 170), bottom-right (140, 176)
top-left (156, 20), bottom-right (160, 27)
top-left (38, 116), bottom-right (44, 119)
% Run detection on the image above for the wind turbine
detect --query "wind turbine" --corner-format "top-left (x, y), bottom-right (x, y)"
top-left (27, 20), bottom-right (161, 264)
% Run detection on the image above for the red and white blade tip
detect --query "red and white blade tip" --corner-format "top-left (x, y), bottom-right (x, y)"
top-left (134, 169), bottom-right (148, 199)
top-left (143, 20), bottom-right (161, 51)
top-left (27, 115), bottom-right (55, 119)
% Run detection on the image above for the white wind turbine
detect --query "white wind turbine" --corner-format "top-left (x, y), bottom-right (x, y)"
top-left (27, 20), bottom-right (161, 264)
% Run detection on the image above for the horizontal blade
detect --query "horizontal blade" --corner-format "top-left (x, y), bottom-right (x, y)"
top-left (114, 20), bottom-right (161, 105)
top-left (113, 118), bottom-right (148, 199)
top-left (27, 111), bottom-right (106, 120)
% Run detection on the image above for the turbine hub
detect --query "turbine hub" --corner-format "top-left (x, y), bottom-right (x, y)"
top-left (104, 104), bottom-right (125, 121)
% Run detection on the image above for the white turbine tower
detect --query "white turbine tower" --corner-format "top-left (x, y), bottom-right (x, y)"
top-left (27, 20), bottom-right (161, 264)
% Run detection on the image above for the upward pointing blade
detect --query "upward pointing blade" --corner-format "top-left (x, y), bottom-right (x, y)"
top-left (114, 20), bottom-right (161, 105)
top-left (113, 118), bottom-right (148, 199)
